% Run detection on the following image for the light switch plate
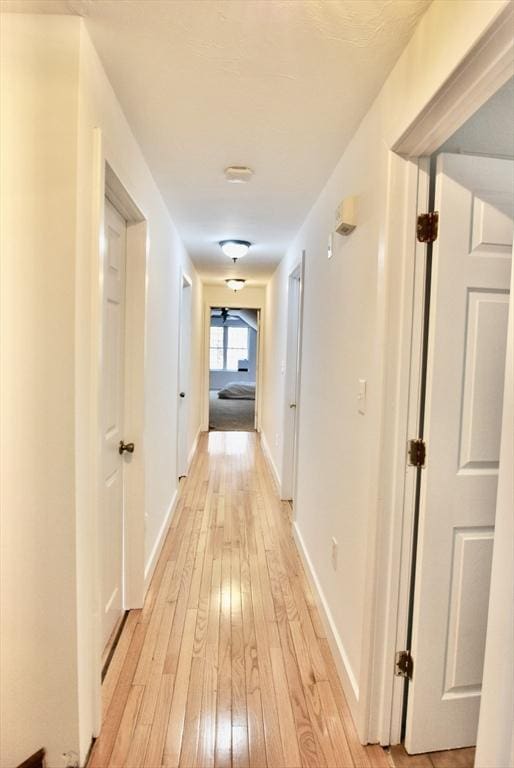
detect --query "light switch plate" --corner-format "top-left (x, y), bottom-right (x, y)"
top-left (328, 232), bottom-right (334, 259)
top-left (358, 378), bottom-right (367, 414)
top-left (331, 537), bottom-right (338, 570)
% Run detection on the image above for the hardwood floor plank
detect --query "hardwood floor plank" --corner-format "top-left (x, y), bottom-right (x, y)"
top-left (143, 674), bottom-right (175, 768)
top-left (102, 610), bottom-right (141, 717)
top-left (248, 548), bottom-right (284, 767)
top-left (240, 530), bottom-right (267, 768)
top-left (133, 606), bottom-right (164, 686)
top-left (365, 745), bottom-right (391, 768)
top-left (319, 638), bottom-right (372, 768)
top-left (429, 747), bottom-right (476, 768)
top-left (163, 608), bottom-right (198, 767)
top-left (317, 680), bottom-right (354, 768)
top-left (90, 621), bottom-right (147, 768)
top-left (270, 645), bottom-right (302, 768)
top-left (108, 685), bottom-right (144, 767)
top-left (231, 542), bottom-right (247, 729)
top-left (389, 745), bottom-right (433, 768)
top-left (195, 648), bottom-right (217, 768)
top-left (232, 726), bottom-right (250, 768)
top-left (215, 543), bottom-right (232, 768)
top-left (178, 655), bottom-right (205, 768)
top-left (276, 617), bottom-right (321, 768)
top-left (125, 723), bottom-right (150, 768)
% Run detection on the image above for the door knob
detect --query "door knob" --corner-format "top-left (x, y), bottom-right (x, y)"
top-left (289, 403), bottom-right (297, 409)
top-left (119, 440), bottom-right (135, 455)
top-left (179, 392), bottom-right (186, 398)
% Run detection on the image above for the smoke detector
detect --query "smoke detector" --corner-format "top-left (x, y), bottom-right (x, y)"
top-left (224, 166), bottom-right (253, 183)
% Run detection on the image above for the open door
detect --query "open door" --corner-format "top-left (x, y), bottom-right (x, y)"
top-left (101, 199), bottom-right (127, 650)
top-left (177, 273), bottom-right (192, 478)
top-left (405, 154), bottom-right (513, 753)
top-left (281, 262), bottom-right (303, 502)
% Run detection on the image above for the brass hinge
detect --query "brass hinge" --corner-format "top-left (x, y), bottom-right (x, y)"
top-left (408, 438), bottom-right (426, 468)
top-left (395, 650), bottom-right (414, 680)
top-left (417, 211), bottom-right (439, 243)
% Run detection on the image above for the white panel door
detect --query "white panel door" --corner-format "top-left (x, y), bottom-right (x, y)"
top-left (282, 269), bottom-right (302, 501)
top-left (101, 199), bottom-right (127, 649)
top-left (405, 154), bottom-right (513, 753)
top-left (177, 276), bottom-right (191, 478)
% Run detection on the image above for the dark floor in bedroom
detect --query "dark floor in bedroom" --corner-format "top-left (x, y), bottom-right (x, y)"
top-left (209, 389), bottom-right (255, 431)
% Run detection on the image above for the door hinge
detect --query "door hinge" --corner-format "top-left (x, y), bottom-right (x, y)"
top-left (395, 650), bottom-right (414, 680)
top-left (408, 438), bottom-right (426, 468)
top-left (416, 211), bottom-right (439, 243)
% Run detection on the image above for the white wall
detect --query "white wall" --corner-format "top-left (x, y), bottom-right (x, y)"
top-left (475, 250), bottom-right (514, 768)
top-left (203, 284), bottom-right (266, 310)
top-left (1, 15), bottom-right (203, 768)
top-left (263, 105), bottom-right (386, 706)
top-left (260, 0), bottom-right (512, 740)
top-left (0, 16), bottom-right (82, 767)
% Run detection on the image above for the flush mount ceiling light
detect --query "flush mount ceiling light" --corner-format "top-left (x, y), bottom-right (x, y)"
top-left (224, 166), bottom-right (253, 183)
top-left (225, 279), bottom-right (246, 292)
top-left (219, 239), bottom-right (251, 261)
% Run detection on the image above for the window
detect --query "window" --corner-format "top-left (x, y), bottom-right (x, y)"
top-left (209, 324), bottom-right (249, 371)
top-left (227, 327), bottom-right (248, 371)
top-left (209, 326), bottom-right (224, 370)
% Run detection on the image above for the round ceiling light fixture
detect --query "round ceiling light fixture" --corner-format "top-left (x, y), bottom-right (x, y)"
top-left (219, 239), bottom-right (251, 261)
top-left (225, 279), bottom-right (246, 292)
top-left (224, 166), bottom-right (253, 183)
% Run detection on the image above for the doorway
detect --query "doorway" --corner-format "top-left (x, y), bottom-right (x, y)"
top-left (400, 78), bottom-right (514, 757)
top-left (177, 272), bottom-right (192, 478)
top-left (208, 307), bottom-right (259, 431)
top-left (281, 259), bottom-right (304, 503)
top-left (96, 163), bottom-right (148, 694)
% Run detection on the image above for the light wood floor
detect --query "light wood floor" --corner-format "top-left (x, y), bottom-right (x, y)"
top-left (89, 431), bottom-right (391, 768)
top-left (389, 745), bottom-right (475, 768)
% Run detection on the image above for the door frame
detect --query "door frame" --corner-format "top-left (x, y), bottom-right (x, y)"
top-left (366, 5), bottom-right (514, 747)
top-left (176, 269), bottom-right (193, 477)
top-left (202, 302), bottom-right (263, 433)
top-left (89, 133), bottom-right (148, 734)
top-left (281, 254), bottom-right (305, 503)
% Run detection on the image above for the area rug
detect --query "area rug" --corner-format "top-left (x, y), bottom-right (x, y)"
top-left (209, 390), bottom-right (255, 431)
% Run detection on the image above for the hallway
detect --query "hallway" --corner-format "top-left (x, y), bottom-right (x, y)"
top-left (89, 432), bottom-right (389, 768)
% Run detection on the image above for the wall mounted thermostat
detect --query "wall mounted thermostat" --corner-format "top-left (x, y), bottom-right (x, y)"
top-left (335, 196), bottom-right (357, 236)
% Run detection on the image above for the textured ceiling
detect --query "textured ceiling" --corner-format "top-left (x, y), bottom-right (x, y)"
top-left (2, 0), bottom-right (431, 283)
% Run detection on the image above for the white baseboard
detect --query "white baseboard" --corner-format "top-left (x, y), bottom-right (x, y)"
top-left (144, 489), bottom-right (178, 590)
top-left (293, 521), bottom-right (361, 717)
top-left (186, 426), bottom-right (202, 473)
top-left (259, 430), bottom-right (281, 491)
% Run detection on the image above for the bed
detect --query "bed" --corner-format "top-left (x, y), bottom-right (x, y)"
top-left (217, 381), bottom-right (256, 400)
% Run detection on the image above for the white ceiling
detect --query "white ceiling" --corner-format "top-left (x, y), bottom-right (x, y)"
top-left (2, 0), bottom-right (431, 284)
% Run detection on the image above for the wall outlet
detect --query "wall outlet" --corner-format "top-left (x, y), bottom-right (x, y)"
top-left (331, 537), bottom-right (338, 570)
top-left (61, 752), bottom-right (79, 768)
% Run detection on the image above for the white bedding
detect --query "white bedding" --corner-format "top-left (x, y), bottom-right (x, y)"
top-left (217, 382), bottom-right (256, 400)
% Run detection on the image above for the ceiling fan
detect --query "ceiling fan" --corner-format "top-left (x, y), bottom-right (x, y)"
top-left (211, 307), bottom-right (235, 324)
